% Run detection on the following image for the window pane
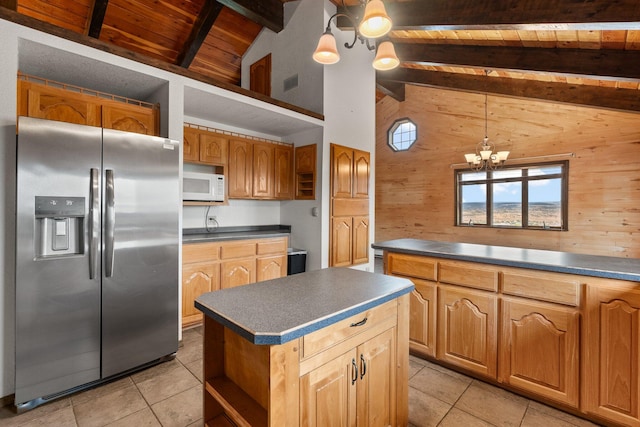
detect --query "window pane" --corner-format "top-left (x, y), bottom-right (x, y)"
top-left (528, 178), bottom-right (562, 227)
top-left (493, 169), bottom-right (522, 179)
top-left (461, 184), bottom-right (487, 225)
top-left (492, 182), bottom-right (522, 226)
top-left (388, 119), bottom-right (417, 151)
top-left (460, 171), bottom-right (487, 182)
top-left (528, 165), bottom-right (562, 177)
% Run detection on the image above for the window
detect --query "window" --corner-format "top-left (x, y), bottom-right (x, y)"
top-left (456, 161), bottom-right (568, 230)
top-left (387, 118), bottom-right (416, 151)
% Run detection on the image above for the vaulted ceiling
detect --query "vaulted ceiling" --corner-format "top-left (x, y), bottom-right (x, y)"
top-left (1, 0), bottom-right (640, 112)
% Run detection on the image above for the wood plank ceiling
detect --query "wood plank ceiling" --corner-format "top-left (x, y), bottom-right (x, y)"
top-left (1, 0), bottom-right (639, 112)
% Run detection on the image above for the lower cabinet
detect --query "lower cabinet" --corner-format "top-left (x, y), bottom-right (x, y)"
top-left (300, 328), bottom-right (396, 427)
top-left (408, 279), bottom-right (436, 357)
top-left (182, 236), bottom-right (288, 327)
top-left (437, 284), bottom-right (498, 379)
top-left (499, 296), bottom-right (580, 408)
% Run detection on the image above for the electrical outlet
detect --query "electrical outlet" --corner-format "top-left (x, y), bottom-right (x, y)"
top-left (206, 215), bottom-right (217, 226)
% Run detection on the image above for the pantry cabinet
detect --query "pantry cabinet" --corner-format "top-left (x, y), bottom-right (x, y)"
top-left (181, 236), bottom-right (288, 326)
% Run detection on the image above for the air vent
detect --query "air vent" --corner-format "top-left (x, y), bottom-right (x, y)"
top-left (283, 74), bottom-right (298, 92)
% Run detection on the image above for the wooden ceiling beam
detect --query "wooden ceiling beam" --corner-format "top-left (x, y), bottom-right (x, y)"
top-left (216, 0), bottom-right (283, 33)
top-left (177, 2), bottom-right (224, 68)
top-left (339, 0), bottom-right (640, 30)
top-left (377, 68), bottom-right (640, 112)
top-left (376, 81), bottom-right (405, 102)
top-left (395, 44), bottom-right (640, 81)
top-left (87, 0), bottom-right (109, 38)
top-left (0, 1), bottom-right (17, 10)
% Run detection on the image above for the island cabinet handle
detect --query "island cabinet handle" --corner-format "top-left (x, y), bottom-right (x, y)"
top-left (360, 354), bottom-right (367, 379)
top-left (351, 358), bottom-right (358, 385)
top-left (350, 317), bottom-right (368, 327)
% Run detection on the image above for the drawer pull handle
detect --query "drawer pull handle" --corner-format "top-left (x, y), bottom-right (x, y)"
top-left (351, 358), bottom-right (358, 385)
top-left (350, 317), bottom-right (368, 327)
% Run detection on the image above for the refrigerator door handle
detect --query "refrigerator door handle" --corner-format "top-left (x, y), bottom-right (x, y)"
top-left (105, 169), bottom-right (115, 277)
top-left (89, 168), bottom-right (100, 280)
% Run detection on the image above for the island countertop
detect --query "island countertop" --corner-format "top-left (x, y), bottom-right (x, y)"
top-left (372, 238), bottom-right (640, 282)
top-left (194, 267), bottom-right (414, 345)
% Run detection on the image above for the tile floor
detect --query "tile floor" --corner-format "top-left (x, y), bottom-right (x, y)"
top-left (1, 323), bottom-right (601, 427)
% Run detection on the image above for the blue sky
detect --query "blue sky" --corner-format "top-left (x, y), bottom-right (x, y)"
top-left (463, 179), bottom-right (561, 203)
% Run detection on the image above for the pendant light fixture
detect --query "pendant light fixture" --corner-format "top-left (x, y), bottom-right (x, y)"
top-left (464, 71), bottom-right (509, 171)
top-left (313, 0), bottom-right (399, 71)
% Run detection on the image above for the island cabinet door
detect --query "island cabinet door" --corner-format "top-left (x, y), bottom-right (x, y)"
top-left (583, 282), bottom-right (640, 426)
top-left (300, 349), bottom-right (357, 427)
top-left (499, 297), bottom-right (580, 409)
top-left (437, 284), bottom-right (498, 379)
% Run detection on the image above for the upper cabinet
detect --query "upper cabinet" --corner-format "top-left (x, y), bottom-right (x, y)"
top-left (228, 139), bottom-right (254, 199)
top-left (183, 125), bottom-right (229, 166)
top-left (252, 142), bottom-right (275, 199)
top-left (295, 144), bottom-right (316, 200)
top-left (18, 75), bottom-right (159, 136)
top-left (274, 145), bottom-right (294, 200)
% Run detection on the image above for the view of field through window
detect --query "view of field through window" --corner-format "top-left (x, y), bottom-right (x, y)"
top-left (458, 165), bottom-right (564, 228)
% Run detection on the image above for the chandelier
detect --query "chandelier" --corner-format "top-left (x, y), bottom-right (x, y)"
top-left (312, 0), bottom-right (399, 71)
top-left (464, 88), bottom-right (509, 171)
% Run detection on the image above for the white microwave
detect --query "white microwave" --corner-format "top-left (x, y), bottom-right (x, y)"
top-left (183, 172), bottom-right (225, 202)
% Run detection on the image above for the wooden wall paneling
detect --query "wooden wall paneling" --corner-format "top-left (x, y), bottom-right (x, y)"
top-left (375, 84), bottom-right (640, 258)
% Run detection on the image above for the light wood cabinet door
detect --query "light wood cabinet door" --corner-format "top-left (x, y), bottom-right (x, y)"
top-left (183, 126), bottom-right (200, 163)
top-left (23, 83), bottom-right (101, 126)
top-left (408, 279), bottom-right (437, 357)
top-left (256, 254), bottom-right (286, 282)
top-left (221, 258), bottom-right (256, 289)
top-left (300, 349), bottom-right (357, 427)
top-left (331, 217), bottom-right (353, 267)
top-left (357, 328), bottom-right (396, 427)
top-left (584, 281), bottom-right (640, 426)
top-left (332, 145), bottom-right (354, 198)
top-left (352, 149), bottom-right (370, 199)
top-left (274, 145), bottom-right (293, 199)
top-left (228, 139), bottom-right (253, 198)
top-left (199, 133), bottom-right (228, 165)
top-left (500, 297), bottom-right (579, 408)
top-left (438, 284), bottom-right (498, 379)
top-left (352, 216), bottom-right (369, 265)
top-left (252, 142), bottom-right (274, 198)
top-left (182, 262), bottom-right (220, 327)
top-left (102, 103), bottom-right (158, 135)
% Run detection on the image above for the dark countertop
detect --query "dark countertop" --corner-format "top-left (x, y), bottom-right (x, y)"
top-left (182, 225), bottom-right (291, 243)
top-left (372, 238), bottom-right (640, 282)
top-left (194, 268), bottom-right (414, 345)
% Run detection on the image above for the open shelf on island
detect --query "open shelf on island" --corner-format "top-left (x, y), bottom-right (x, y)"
top-left (205, 376), bottom-right (267, 427)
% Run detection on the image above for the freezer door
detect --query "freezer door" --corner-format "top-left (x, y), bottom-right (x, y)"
top-left (15, 117), bottom-right (102, 405)
top-left (101, 128), bottom-right (180, 377)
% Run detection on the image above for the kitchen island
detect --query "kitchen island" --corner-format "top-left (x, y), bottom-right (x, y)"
top-left (195, 267), bottom-right (413, 426)
top-left (373, 238), bottom-right (640, 427)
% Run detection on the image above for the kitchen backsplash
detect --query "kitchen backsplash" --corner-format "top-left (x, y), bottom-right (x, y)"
top-left (182, 199), bottom-right (282, 229)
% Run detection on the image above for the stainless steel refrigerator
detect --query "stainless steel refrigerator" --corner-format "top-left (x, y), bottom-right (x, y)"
top-left (15, 116), bottom-right (180, 411)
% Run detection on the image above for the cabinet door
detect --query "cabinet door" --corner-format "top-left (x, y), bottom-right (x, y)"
top-left (295, 144), bottom-right (316, 173)
top-left (256, 255), bottom-right (286, 282)
top-left (252, 142), bottom-right (275, 198)
top-left (228, 139), bottom-right (253, 198)
top-left (352, 149), bottom-right (370, 199)
top-left (500, 297), bottom-right (579, 408)
top-left (182, 262), bottom-right (220, 327)
top-left (25, 83), bottom-right (101, 126)
top-left (331, 144), bottom-right (354, 198)
top-left (199, 133), bottom-right (228, 165)
top-left (437, 284), bottom-right (498, 378)
top-left (584, 282), bottom-right (640, 426)
top-left (409, 279), bottom-right (437, 357)
top-left (331, 217), bottom-right (353, 267)
top-left (102, 103), bottom-right (158, 135)
top-left (300, 350), bottom-right (357, 427)
top-left (183, 127), bottom-right (200, 163)
top-left (357, 328), bottom-right (396, 427)
top-left (352, 216), bottom-right (369, 265)
top-left (221, 258), bottom-right (256, 289)
top-left (274, 145), bottom-right (294, 200)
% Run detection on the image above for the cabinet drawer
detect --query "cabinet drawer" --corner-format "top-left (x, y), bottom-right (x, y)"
top-left (183, 242), bottom-right (220, 263)
top-left (301, 300), bottom-right (397, 359)
top-left (257, 237), bottom-right (287, 255)
top-left (387, 253), bottom-right (437, 281)
top-left (439, 260), bottom-right (499, 292)
top-left (221, 241), bottom-right (257, 259)
top-left (502, 270), bottom-right (582, 306)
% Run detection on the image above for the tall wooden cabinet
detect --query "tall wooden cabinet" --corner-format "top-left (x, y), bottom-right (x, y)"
top-left (330, 144), bottom-right (370, 267)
